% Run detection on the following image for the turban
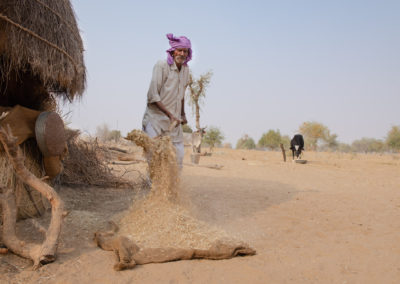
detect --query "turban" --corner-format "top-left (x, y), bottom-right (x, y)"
top-left (166, 33), bottom-right (192, 65)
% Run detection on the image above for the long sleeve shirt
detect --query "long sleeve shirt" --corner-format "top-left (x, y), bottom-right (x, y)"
top-left (142, 60), bottom-right (189, 143)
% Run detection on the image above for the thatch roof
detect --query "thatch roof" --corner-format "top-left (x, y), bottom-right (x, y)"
top-left (0, 0), bottom-right (86, 100)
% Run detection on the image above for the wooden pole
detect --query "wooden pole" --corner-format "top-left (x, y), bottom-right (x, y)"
top-left (0, 126), bottom-right (65, 269)
top-left (280, 143), bottom-right (286, 162)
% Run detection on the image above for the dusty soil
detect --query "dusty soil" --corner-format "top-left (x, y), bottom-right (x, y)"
top-left (1, 147), bottom-right (400, 283)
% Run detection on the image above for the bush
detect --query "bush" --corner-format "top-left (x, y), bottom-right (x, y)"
top-left (236, 135), bottom-right (256, 149)
top-left (258, 129), bottom-right (283, 150)
top-left (351, 138), bottom-right (385, 153)
top-left (202, 126), bottom-right (224, 152)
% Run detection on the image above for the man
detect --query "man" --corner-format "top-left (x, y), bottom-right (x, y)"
top-left (142, 33), bottom-right (192, 168)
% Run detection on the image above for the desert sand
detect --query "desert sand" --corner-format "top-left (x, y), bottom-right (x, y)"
top-left (1, 147), bottom-right (400, 284)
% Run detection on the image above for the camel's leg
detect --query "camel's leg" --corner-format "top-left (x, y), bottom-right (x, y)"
top-left (0, 126), bottom-right (65, 269)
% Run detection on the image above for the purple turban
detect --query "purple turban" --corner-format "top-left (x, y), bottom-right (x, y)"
top-left (166, 33), bottom-right (192, 65)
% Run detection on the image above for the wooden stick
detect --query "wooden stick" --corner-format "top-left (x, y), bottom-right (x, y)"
top-left (0, 248), bottom-right (8, 254)
top-left (0, 126), bottom-right (65, 269)
top-left (108, 147), bottom-right (128, 153)
top-left (109, 161), bottom-right (139, 165)
top-left (184, 163), bottom-right (223, 170)
top-left (280, 143), bottom-right (286, 162)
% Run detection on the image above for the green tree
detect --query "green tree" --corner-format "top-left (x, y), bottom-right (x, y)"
top-left (236, 135), bottom-right (256, 150)
top-left (202, 127), bottom-right (224, 152)
top-left (298, 121), bottom-right (337, 151)
top-left (182, 124), bottom-right (193, 133)
top-left (386, 126), bottom-right (400, 152)
top-left (186, 71), bottom-right (213, 131)
top-left (258, 129), bottom-right (282, 150)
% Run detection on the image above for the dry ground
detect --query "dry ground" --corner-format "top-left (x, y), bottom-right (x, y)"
top-left (1, 147), bottom-right (400, 284)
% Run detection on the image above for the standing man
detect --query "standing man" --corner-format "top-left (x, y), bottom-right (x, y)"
top-left (142, 33), bottom-right (192, 168)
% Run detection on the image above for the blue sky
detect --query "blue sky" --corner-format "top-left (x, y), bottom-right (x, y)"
top-left (65, 0), bottom-right (400, 144)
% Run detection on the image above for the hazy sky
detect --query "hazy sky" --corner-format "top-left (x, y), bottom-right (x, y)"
top-left (66, 0), bottom-right (399, 144)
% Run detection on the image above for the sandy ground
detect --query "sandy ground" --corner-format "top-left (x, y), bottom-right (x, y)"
top-left (1, 147), bottom-right (400, 284)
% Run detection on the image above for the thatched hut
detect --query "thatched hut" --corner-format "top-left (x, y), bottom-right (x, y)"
top-left (0, 0), bottom-right (85, 107)
top-left (0, 0), bottom-right (86, 219)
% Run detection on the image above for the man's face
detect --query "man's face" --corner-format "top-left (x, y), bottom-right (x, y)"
top-left (173, 48), bottom-right (189, 65)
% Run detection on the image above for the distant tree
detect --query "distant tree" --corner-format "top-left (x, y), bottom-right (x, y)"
top-left (324, 133), bottom-right (339, 149)
top-left (298, 121), bottom-right (337, 151)
top-left (223, 142), bottom-right (232, 149)
top-left (182, 124), bottom-right (193, 133)
top-left (202, 127), bottom-right (224, 152)
top-left (236, 135), bottom-right (256, 150)
top-left (108, 130), bottom-right (121, 142)
top-left (258, 129), bottom-right (282, 150)
top-left (351, 138), bottom-right (385, 153)
top-left (95, 123), bottom-right (110, 141)
top-left (337, 143), bottom-right (352, 153)
top-left (95, 123), bottom-right (121, 142)
top-left (186, 71), bottom-right (213, 131)
top-left (386, 126), bottom-right (400, 152)
top-left (281, 135), bottom-right (291, 149)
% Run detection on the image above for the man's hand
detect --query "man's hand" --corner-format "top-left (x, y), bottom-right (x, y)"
top-left (151, 102), bottom-right (181, 127)
top-left (168, 114), bottom-right (181, 127)
top-left (181, 114), bottom-right (187, 125)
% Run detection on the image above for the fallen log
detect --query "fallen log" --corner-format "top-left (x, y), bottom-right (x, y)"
top-left (117, 155), bottom-right (136, 161)
top-left (109, 161), bottom-right (140, 165)
top-left (108, 146), bottom-right (127, 153)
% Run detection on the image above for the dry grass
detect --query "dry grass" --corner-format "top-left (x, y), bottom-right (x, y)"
top-left (59, 129), bottom-right (135, 189)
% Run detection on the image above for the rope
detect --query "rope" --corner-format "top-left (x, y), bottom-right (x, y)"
top-left (0, 12), bottom-right (79, 74)
top-left (33, 0), bottom-right (83, 50)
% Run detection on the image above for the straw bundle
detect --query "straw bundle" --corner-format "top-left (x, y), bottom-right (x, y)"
top-left (0, 0), bottom-right (86, 101)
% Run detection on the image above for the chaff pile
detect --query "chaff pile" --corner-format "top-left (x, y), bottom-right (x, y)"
top-left (93, 130), bottom-right (255, 270)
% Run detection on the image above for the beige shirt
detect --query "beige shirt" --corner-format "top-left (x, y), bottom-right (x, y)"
top-left (142, 60), bottom-right (190, 143)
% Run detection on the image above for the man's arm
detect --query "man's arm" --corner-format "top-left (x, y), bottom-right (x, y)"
top-left (151, 102), bottom-right (181, 125)
top-left (181, 98), bottom-right (187, 125)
